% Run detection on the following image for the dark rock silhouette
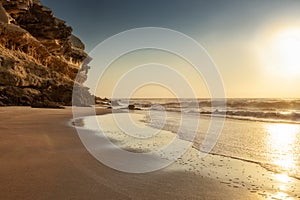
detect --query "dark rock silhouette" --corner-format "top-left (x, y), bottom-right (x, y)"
top-left (128, 104), bottom-right (141, 110)
top-left (128, 105), bottom-right (135, 110)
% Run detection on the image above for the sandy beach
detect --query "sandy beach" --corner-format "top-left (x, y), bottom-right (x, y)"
top-left (0, 106), bottom-right (268, 200)
top-left (1, 0), bottom-right (300, 199)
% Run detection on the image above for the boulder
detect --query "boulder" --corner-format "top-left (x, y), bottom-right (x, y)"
top-left (128, 105), bottom-right (135, 110)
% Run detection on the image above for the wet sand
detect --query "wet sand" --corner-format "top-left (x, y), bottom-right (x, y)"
top-left (84, 113), bottom-right (300, 200)
top-left (0, 107), bottom-right (266, 200)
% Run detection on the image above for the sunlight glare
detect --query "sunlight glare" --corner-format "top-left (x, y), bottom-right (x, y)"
top-left (269, 192), bottom-right (290, 200)
top-left (274, 173), bottom-right (291, 184)
top-left (276, 28), bottom-right (300, 74)
top-left (260, 27), bottom-right (300, 78)
top-left (266, 124), bottom-right (299, 171)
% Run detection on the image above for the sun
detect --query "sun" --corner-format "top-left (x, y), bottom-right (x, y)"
top-left (260, 27), bottom-right (300, 77)
top-left (275, 28), bottom-right (300, 73)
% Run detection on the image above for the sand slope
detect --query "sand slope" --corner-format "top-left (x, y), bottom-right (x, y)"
top-left (0, 107), bottom-right (263, 200)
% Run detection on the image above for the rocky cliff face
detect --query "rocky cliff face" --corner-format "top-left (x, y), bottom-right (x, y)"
top-left (0, 0), bottom-right (93, 107)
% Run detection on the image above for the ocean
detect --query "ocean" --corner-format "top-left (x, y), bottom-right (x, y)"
top-left (108, 98), bottom-right (300, 180)
top-left (118, 98), bottom-right (300, 124)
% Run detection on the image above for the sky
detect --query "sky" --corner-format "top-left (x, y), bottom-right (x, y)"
top-left (41, 0), bottom-right (300, 98)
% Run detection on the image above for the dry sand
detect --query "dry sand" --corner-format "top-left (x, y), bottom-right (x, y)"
top-left (0, 107), bottom-right (265, 200)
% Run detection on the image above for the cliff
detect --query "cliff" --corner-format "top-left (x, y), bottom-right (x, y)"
top-left (0, 0), bottom-right (93, 107)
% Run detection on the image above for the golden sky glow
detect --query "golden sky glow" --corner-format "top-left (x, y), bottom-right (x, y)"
top-left (90, 21), bottom-right (300, 98)
top-left (95, 49), bottom-right (210, 98)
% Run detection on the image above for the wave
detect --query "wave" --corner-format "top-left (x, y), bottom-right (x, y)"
top-left (143, 110), bottom-right (300, 181)
top-left (226, 99), bottom-right (300, 110)
top-left (196, 110), bottom-right (300, 124)
top-left (195, 148), bottom-right (300, 181)
top-left (127, 98), bottom-right (300, 109)
top-left (121, 98), bottom-right (300, 124)
top-left (139, 106), bottom-right (300, 124)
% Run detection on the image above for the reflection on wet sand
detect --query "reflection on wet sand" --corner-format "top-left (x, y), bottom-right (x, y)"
top-left (266, 124), bottom-right (298, 172)
top-left (266, 124), bottom-right (299, 199)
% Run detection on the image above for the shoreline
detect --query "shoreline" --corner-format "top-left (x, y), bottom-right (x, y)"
top-left (74, 109), bottom-right (300, 199)
top-left (0, 106), bottom-right (286, 199)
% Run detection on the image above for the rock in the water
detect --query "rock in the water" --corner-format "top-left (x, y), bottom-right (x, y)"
top-left (0, 0), bottom-right (93, 107)
top-left (128, 105), bottom-right (135, 110)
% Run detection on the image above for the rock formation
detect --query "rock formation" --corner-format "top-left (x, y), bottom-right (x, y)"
top-left (0, 0), bottom-right (93, 107)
